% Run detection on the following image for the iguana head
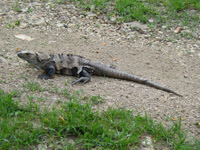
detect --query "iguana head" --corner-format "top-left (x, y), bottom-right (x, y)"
top-left (17, 51), bottom-right (51, 69)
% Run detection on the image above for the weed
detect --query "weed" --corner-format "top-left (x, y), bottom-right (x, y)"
top-left (91, 95), bottom-right (104, 104)
top-left (23, 81), bottom-right (47, 92)
top-left (12, 2), bottom-right (22, 13)
top-left (185, 49), bottom-right (191, 54)
top-left (6, 23), bottom-right (15, 29)
top-left (27, 7), bottom-right (33, 13)
top-left (62, 88), bottom-right (72, 99)
top-left (56, 0), bottom-right (65, 4)
top-left (52, 86), bottom-right (59, 93)
top-left (68, 0), bottom-right (200, 39)
top-left (6, 20), bottom-right (20, 29)
top-left (0, 79), bottom-right (6, 83)
top-left (0, 89), bottom-right (44, 149)
top-left (37, 96), bottom-right (47, 102)
top-left (14, 20), bottom-right (20, 26)
top-left (0, 89), bottom-right (199, 149)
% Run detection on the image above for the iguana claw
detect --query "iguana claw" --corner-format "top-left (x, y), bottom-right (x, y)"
top-left (72, 77), bottom-right (90, 85)
top-left (38, 74), bottom-right (51, 80)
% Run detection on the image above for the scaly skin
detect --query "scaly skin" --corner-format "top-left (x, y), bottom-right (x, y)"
top-left (83, 61), bottom-right (182, 96)
top-left (17, 51), bottom-right (182, 97)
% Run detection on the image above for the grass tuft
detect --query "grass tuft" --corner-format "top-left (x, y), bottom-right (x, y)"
top-left (0, 89), bottom-right (199, 149)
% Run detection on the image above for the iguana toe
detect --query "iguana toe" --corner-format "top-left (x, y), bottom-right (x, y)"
top-left (72, 77), bottom-right (90, 85)
top-left (38, 74), bottom-right (51, 80)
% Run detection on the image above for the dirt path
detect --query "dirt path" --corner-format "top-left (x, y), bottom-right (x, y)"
top-left (0, 0), bottom-right (199, 138)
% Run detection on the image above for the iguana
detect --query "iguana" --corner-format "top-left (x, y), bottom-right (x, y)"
top-left (17, 50), bottom-right (182, 97)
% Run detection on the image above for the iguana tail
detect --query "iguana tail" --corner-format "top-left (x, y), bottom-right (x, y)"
top-left (86, 61), bottom-right (182, 97)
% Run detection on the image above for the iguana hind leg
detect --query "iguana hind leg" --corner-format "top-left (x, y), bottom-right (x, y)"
top-left (72, 69), bottom-right (91, 85)
top-left (38, 65), bottom-right (55, 80)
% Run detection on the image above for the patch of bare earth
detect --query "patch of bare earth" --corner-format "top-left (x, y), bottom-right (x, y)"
top-left (0, 0), bottom-right (199, 143)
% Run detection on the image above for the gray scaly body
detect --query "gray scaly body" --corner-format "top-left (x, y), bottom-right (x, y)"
top-left (17, 51), bottom-right (182, 96)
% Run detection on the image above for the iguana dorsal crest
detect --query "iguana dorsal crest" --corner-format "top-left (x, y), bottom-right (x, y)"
top-left (36, 52), bottom-right (51, 62)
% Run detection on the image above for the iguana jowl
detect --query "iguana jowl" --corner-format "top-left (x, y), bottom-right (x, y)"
top-left (17, 51), bottom-right (182, 96)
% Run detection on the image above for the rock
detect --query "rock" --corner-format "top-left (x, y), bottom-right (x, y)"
top-left (0, 12), bottom-right (6, 16)
top-left (155, 37), bottom-right (162, 41)
top-left (0, 57), bottom-right (7, 63)
top-left (148, 19), bottom-right (154, 23)
top-left (127, 34), bottom-right (135, 40)
top-left (184, 74), bottom-right (188, 78)
top-left (141, 136), bottom-right (154, 150)
top-left (37, 144), bottom-right (47, 150)
top-left (144, 34), bottom-right (151, 38)
top-left (125, 21), bottom-right (149, 30)
top-left (20, 22), bottom-right (28, 29)
top-left (161, 25), bottom-right (167, 29)
top-left (68, 23), bottom-right (76, 28)
top-left (141, 136), bottom-right (153, 146)
top-left (86, 12), bottom-right (97, 19)
top-left (28, 15), bottom-right (46, 26)
top-left (110, 16), bottom-right (116, 23)
top-left (90, 5), bottom-right (95, 12)
top-left (17, 14), bottom-right (26, 20)
top-left (198, 53), bottom-right (200, 57)
top-left (56, 23), bottom-right (64, 28)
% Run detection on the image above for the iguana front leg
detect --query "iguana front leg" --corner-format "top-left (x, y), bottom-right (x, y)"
top-left (38, 65), bottom-right (55, 80)
top-left (72, 69), bottom-right (91, 85)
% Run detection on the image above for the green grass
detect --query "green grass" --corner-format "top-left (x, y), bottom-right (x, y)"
top-left (67, 0), bottom-right (199, 24)
top-left (12, 2), bottom-right (22, 13)
top-left (0, 89), bottom-right (199, 149)
top-left (23, 81), bottom-right (47, 92)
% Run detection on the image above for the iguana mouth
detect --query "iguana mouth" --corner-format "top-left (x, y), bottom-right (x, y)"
top-left (17, 52), bottom-right (25, 58)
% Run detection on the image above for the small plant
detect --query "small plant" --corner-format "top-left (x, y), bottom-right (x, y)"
top-left (12, 2), bottom-right (22, 13)
top-left (27, 7), bottom-right (33, 13)
top-left (0, 89), bottom-right (199, 149)
top-left (6, 23), bottom-right (15, 29)
top-left (91, 95), bottom-right (104, 104)
top-left (6, 20), bottom-right (20, 29)
top-left (56, 0), bottom-right (64, 4)
top-left (185, 49), bottom-right (191, 54)
top-left (14, 20), bottom-right (20, 26)
top-left (62, 88), bottom-right (72, 99)
top-left (52, 86), bottom-right (59, 93)
top-left (23, 81), bottom-right (45, 92)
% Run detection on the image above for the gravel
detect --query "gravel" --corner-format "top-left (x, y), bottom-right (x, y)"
top-left (0, 0), bottom-right (199, 142)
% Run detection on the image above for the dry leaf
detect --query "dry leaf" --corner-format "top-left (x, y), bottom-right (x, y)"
top-left (15, 34), bottom-right (34, 41)
top-left (44, 118), bottom-right (49, 122)
top-left (58, 116), bottom-right (66, 124)
top-left (198, 122), bottom-right (200, 128)
top-left (113, 57), bottom-right (118, 61)
top-left (171, 117), bottom-right (176, 121)
top-left (16, 48), bottom-right (20, 52)
top-left (51, 75), bottom-right (55, 79)
top-left (174, 27), bottom-right (182, 34)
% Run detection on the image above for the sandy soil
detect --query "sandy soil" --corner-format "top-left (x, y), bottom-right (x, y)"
top-left (0, 0), bottom-right (199, 139)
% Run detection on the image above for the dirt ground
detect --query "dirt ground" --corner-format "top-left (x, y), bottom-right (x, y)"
top-left (0, 0), bottom-right (199, 139)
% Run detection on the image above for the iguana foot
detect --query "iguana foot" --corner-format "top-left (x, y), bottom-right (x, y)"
top-left (72, 77), bottom-right (90, 85)
top-left (38, 74), bottom-right (53, 80)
